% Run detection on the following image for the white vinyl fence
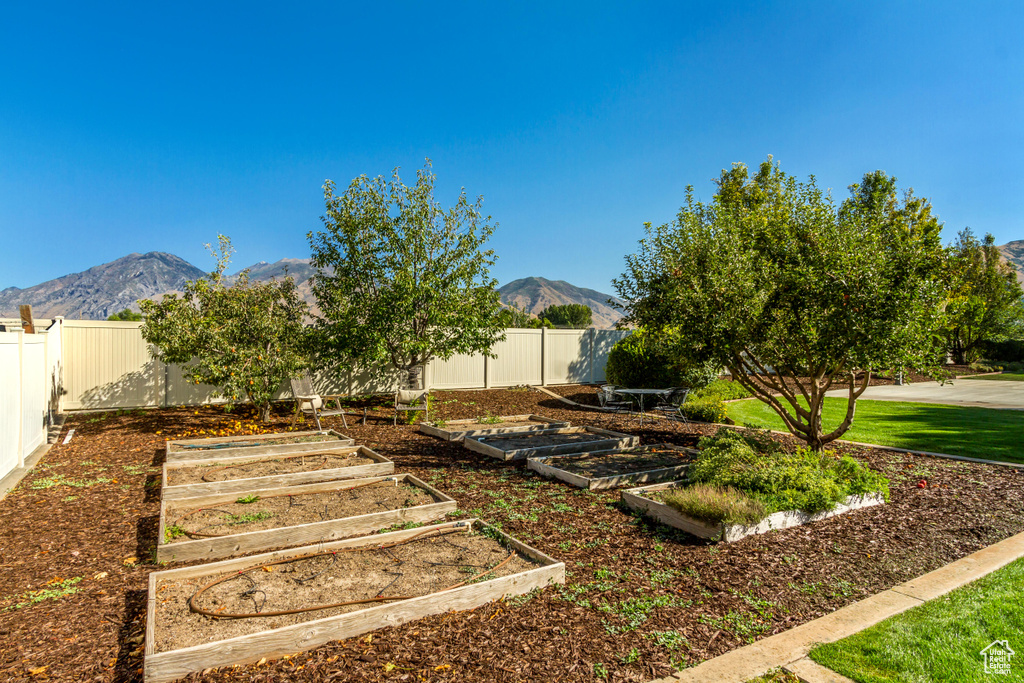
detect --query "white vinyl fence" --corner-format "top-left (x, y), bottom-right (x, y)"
top-left (0, 318), bottom-right (63, 480)
top-left (57, 321), bottom-right (630, 411)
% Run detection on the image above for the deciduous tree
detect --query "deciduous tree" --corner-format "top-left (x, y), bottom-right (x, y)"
top-left (539, 303), bottom-right (592, 328)
top-left (615, 159), bottom-right (944, 449)
top-left (140, 236), bottom-right (310, 421)
top-left (309, 161), bottom-right (505, 389)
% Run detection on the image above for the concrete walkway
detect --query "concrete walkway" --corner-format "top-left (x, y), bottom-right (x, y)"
top-left (824, 378), bottom-right (1024, 411)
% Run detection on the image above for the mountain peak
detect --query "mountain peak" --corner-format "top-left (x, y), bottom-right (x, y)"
top-left (498, 277), bottom-right (624, 328)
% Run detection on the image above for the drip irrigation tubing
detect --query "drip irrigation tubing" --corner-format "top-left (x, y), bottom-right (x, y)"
top-left (187, 528), bottom-right (517, 619)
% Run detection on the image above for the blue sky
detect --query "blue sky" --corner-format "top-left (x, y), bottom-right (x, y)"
top-left (2, 2), bottom-right (1022, 293)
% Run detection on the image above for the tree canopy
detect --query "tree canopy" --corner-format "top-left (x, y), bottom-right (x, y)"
top-left (140, 236), bottom-right (310, 421)
top-left (615, 159), bottom-right (945, 449)
top-left (939, 228), bottom-right (1024, 364)
top-left (539, 303), bottom-right (592, 328)
top-left (108, 308), bottom-right (142, 321)
top-left (308, 161), bottom-right (505, 389)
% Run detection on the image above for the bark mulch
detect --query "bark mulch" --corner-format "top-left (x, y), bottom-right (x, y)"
top-left (1, 386), bottom-right (1021, 683)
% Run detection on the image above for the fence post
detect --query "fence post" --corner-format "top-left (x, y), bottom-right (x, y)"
top-left (484, 352), bottom-right (491, 389)
top-left (540, 327), bottom-right (547, 386)
top-left (589, 328), bottom-right (596, 384)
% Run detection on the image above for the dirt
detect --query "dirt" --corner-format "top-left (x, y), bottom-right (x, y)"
top-left (170, 433), bottom-right (344, 451)
top-left (166, 451), bottom-right (378, 486)
top-left (1, 385), bottom-right (1022, 683)
top-left (155, 527), bottom-right (539, 652)
top-left (165, 482), bottom-right (437, 542)
top-left (538, 445), bottom-right (696, 480)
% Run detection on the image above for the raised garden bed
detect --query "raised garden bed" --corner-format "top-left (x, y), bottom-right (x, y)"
top-left (463, 426), bottom-right (639, 461)
top-left (527, 443), bottom-right (698, 490)
top-left (165, 430), bottom-right (354, 462)
top-left (160, 446), bottom-right (394, 500)
top-left (622, 480), bottom-right (886, 543)
top-left (419, 414), bottom-right (570, 441)
top-left (144, 518), bottom-right (564, 683)
top-left (156, 474), bottom-right (455, 563)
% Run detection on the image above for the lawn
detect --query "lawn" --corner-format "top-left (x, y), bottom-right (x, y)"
top-left (809, 557), bottom-right (1024, 682)
top-left (962, 371), bottom-right (1024, 382)
top-left (726, 397), bottom-right (1024, 464)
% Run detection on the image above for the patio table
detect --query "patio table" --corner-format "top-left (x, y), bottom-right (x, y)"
top-left (613, 388), bottom-right (674, 426)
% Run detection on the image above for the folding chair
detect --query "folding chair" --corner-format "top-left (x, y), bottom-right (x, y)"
top-left (289, 373), bottom-right (348, 430)
top-left (394, 389), bottom-right (429, 425)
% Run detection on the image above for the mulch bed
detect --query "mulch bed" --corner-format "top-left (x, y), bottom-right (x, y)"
top-left (1, 385), bottom-right (1022, 683)
top-left (535, 446), bottom-right (696, 479)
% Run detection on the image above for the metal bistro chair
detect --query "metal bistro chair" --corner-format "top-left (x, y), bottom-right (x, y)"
top-left (597, 384), bottom-right (632, 414)
top-left (652, 387), bottom-right (690, 422)
top-left (394, 389), bottom-right (429, 426)
top-left (290, 374), bottom-right (349, 430)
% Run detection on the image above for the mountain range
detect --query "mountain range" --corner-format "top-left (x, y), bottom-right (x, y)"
top-left (1000, 240), bottom-right (1024, 287)
top-left (0, 253), bottom-right (625, 327)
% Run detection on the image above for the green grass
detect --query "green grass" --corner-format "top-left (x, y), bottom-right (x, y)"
top-left (809, 557), bottom-right (1024, 682)
top-left (726, 397), bottom-right (1024, 463)
top-left (962, 371), bottom-right (1024, 382)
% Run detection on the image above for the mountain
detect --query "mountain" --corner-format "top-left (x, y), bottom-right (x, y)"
top-left (999, 240), bottom-right (1024, 288)
top-left (498, 277), bottom-right (625, 328)
top-left (0, 252), bottom-right (205, 320)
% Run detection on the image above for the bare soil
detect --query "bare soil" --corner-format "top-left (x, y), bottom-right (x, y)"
top-left (541, 445), bottom-right (696, 479)
top-left (166, 451), bottom-right (378, 486)
top-left (1, 385), bottom-right (1022, 683)
top-left (171, 433), bottom-right (344, 451)
top-left (155, 527), bottom-right (538, 652)
top-left (475, 430), bottom-right (617, 451)
top-left (164, 482), bottom-right (437, 542)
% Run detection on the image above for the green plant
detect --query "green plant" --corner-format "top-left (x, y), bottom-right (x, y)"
top-left (226, 510), bottom-right (273, 525)
top-left (164, 525), bottom-right (187, 542)
top-left (30, 474), bottom-right (112, 489)
top-left (662, 484), bottom-right (766, 525)
top-left (605, 327), bottom-right (718, 391)
top-left (692, 378), bottom-right (751, 401)
top-left (3, 578), bottom-right (82, 611)
top-left (687, 428), bottom-right (889, 515)
top-left (593, 662), bottom-right (608, 679)
top-left (477, 412), bottom-right (503, 424)
top-left (680, 396), bottom-right (727, 423)
top-left (235, 494), bottom-right (260, 504)
top-left (619, 648), bottom-right (640, 664)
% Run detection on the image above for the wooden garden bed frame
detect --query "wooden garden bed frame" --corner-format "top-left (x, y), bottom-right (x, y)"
top-left (527, 443), bottom-right (698, 490)
top-left (144, 519), bottom-right (565, 683)
top-left (418, 414), bottom-right (570, 442)
top-left (160, 446), bottom-right (394, 500)
top-left (156, 474), bottom-right (456, 563)
top-left (621, 480), bottom-right (886, 543)
top-left (165, 430), bottom-right (354, 462)
top-left (463, 426), bottom-right (639, 461)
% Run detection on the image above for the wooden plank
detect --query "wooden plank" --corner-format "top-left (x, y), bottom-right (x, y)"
top-left (165, 430), bottom-right (355, 462)
top-left (528, 444), bottom-right (696, 490)
top-left (463, 426), bottom-right (640, 462)
top-left (418, 414), bottom-right (570, 442)
top-left (144, 520), bottom-right (565, 683)
top-left (622, 482), bottom-right (886, 543)
top-left (19, 305), bottom-right (34, 334)
top-left (161, 446), bottom-right (394, 500)
top-left (156, 474), bottom-right (457, 563)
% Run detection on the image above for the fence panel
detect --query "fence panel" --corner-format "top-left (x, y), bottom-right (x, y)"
top-left (0, 333), bottom-right (20, 478)
top-left (489, 329), bottom-right (543, 387)
top-left (544, 329), bottom-right (591, 384)
top-left (63, 321), bottom-right (160, 409)
top-left (43, 319), bottom-right (64, 417)
top-left (428, 352), bottom-right (486, 390)
top-left (20, 336), bottom-right (46, 458)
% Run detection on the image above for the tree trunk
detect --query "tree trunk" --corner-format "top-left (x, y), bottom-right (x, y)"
top-left (258, 403), bottom-right (272, 423)
top-left (404, 365), bottom-right (423, 390)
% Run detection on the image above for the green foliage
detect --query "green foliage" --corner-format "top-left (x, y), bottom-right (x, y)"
top-left (688, 429), bottom-right (889, 515)
top-left (539, 303), bottom-right (592, 328)
top-left (107, 308), bottom-right (142, 321)
top-left (605, 328), bottom-right (719, 390)
top-left (615, 160), bottom-right (945, 449)
top-left (680, 396), bottom-right (727, 423)
top-left (496, 303), bottom-right (546, 328)
top-left (3, 577), bottom-right (82, 611)
top-left (940, 228), bottom-right (1024, 364)
top-left (235, 494), bottom-right (260, 504)
top-left (309, 160), bottom-right (505, 389)
top-left (140, 236), bottom-right (310, 422)
top-left (164, 524), bottom-right (187, 543)
top-left (692, 378), bottom-right (751, 401)
top-left (662, 483), bottom-right (767, 525)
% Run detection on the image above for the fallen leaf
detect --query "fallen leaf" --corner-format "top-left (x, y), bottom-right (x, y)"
top-left (123, 557), bottom-right (138, 566)
top-left (256, 658), bottom-right (267, 666)
top-left (93, 572), bottom-right (109, 580)
top-left (28, 666), bottom-right (47, 675)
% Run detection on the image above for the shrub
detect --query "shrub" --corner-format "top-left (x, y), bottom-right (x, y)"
top-left (681, 397), bottom-right (727, 423)
top-left (606, 328), bottom-right (719, 390)
top-left (689, 429), bottom-right (889, 515)
top-left (969, 361), bottom-right (1003, 373)
top-left (692, 378), bottom-right (751, 402)
top-left (662, 484), bottom-right (766, 526)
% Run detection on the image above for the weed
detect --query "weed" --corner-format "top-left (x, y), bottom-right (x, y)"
top-left (164, 525), bottom-right (187, 542)
top-left (551, 502), bottom-right (574, 513)
top-left (646, 630), bottom-right (690, 669)
top-left (829, 579), bottom-right (854, 598)
top-left (3, 577), bottom-right (82, 611)
top-left (235, 494), bottom-right (260, 504)
top-left (227, 511), bottom-right (274, 525)
top-left (478, 413), bottom-right (504, 425)
top-left (649, 568), bottom-right (678, 586)
top-left (789, 581), bottom-right (820, 595)
top-left (593, 662), bottom-right (608, 679)
top-left (63, 495), bottom-right (78, 502)
top-left (620, 648), bottom-right (640, 664)
top-left (30, 474), bottom-right (112, 489)
top-left (504, 588), bottom-right (541, 607)
top-left (599, 595), bottom-right (691, 633)
top-left (557, 540), bottom-right (573, 551)
top-left (594, 567), bottom-right (617, 581)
